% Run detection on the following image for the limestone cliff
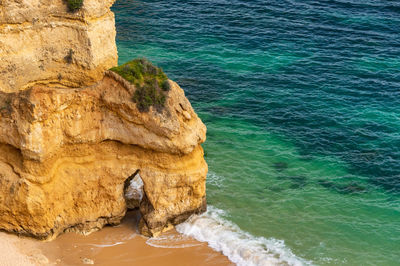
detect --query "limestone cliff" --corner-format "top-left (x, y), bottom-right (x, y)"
top-left (0, 0), bottom-right (117, 92)
top-left (0, 0), bottom-right (207, 239)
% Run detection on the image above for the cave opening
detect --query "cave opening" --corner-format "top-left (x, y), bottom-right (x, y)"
top-left (123, 169), bottom-right (144, 211)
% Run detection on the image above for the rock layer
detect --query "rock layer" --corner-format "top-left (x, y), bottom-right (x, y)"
top-left (0, 0), bottom-right (117, 92)
top-left (0, 0), bottom-right (207, 239)
top-left (0, 74), bottom-right (207, 239)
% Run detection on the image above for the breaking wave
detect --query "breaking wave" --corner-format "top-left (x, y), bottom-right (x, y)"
top-left (176, 206), bottom-right (311, 266)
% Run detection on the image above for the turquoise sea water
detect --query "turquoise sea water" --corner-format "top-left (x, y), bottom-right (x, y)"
top-left (112, 1), bottom-right (400, 265)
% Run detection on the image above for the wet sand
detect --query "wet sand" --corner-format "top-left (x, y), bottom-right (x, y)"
top-left (38, 211), bottom-right (233, 265)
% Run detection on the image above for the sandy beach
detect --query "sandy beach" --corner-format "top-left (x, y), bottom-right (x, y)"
top-left (0, 233), bottom-right (32, 266)
top-left (0, 232), bottom-right (48, 266)
top-left (0, 211), bottom-right (232, 266)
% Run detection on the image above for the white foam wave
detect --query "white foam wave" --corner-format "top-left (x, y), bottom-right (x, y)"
top-left (90, 242), bottom-right (125, 248)
top-left (207, 171), bottom-right (225, 188)
top-left (176, 206), bottom-right (311, 266)
top-left (146, 234), bottom-right (202, 249)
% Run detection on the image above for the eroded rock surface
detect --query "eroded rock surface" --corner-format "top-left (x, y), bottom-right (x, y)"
top-left (0, 0), bottom-right (207, 239)
top-left (0, 0), bottom-right (117, 92)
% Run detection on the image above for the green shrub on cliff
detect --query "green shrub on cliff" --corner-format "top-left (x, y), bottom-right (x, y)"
top-left (66, 0), bottom-right (84, 12)
top-left (110, 58), bottom-right (170, 112)
top-left (0, 97), bottom-right (11, 112)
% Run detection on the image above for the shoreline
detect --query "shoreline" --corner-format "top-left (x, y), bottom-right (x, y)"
top-left (1, 211), bottom-right (232, 266)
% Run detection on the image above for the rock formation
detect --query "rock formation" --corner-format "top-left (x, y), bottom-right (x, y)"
top-left (0, 0), bottom-right (117, 92)
top-left (0, 0), bottom-right (207, 239)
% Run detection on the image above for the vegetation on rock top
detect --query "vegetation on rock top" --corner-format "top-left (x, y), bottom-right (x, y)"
top-left (0, 95), bottom-right (11, 113)
top-left (110, 58), bottom-right (170, 112)
top-left (66, 0), bottom-right (84, 12)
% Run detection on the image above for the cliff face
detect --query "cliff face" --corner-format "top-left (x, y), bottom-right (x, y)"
top-left (0, 0), bottom-right (117, 92)
top-left (0, 0), bottom-right (207, 239)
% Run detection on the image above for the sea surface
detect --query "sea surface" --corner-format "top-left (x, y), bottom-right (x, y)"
top-left (112, 1), bottom-right (400, 265)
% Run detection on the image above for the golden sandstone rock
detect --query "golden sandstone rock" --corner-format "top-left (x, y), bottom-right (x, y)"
top-left (0, 0), bottom-right (207, 239)
top-left (0, 0), bottom-right (117, 92)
